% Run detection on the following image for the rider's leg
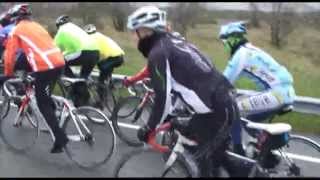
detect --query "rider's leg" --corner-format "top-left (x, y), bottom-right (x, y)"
top-left (77, 50), bottom-right (99, 79)
top-left (64, 50), bottom-right (99, 106)
top-left (97, 56), bottom-right (124, 97)
top-left (33, 67), bottom-right (68, 153)
top-left (232, 90), bottom-right (287, 154)
top-left (64, 51), bottom-right (82, 78)
top-left (184, 87), bottom-right (234, 177)
top-left (12, 52), bottom-right (32, 107)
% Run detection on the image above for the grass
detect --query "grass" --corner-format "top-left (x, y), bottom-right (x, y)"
top-left (50, 17), bottom-right (320, 134)
top-left (0, 6), bottom-right (314, 140)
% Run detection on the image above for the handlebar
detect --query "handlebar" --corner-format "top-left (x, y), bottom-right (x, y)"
top-left (3, 75), bottom-right (35, 97)
top-left (147, 121), bottom-right (172, 153)
top-left (127, 78), bottom-right (154, 96)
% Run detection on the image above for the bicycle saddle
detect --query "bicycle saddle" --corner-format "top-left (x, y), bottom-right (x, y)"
top-left (246, 121), bottom-right (292, 135)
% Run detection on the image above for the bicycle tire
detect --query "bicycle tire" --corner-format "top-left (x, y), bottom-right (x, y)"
top-left (104, 79), bottom-right (129, 116)
top-left (0, 94), bottom-right (11, 119)
top-left (63, 106), bottom-right (116, 170)
top-left (270, 134), bottom-right (320, 177)
top-left (0, 103), bottom-right (39, 153)
top-left (113, 147), bottom-right (199, 177)
top-left (111, 96), bottom-right (152, 147)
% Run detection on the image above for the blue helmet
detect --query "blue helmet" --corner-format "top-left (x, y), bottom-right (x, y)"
top-left (219, 21), bottom-right (247, 39)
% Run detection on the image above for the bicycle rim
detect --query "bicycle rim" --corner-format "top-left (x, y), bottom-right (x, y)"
top-left (114, 148), bottom-right (198, 177)
top-left (0, 98), bottom-right (11, 119)
top-left (0, 104), bottom-right (39, 153)
top-left (111, 96), bottom-right (151, 147)
top-left (271, 135), bottom-right (320, 177)
top-left (63, 106), bottom-right (116, 170)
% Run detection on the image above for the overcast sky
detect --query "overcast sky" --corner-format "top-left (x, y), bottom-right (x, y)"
top-left (133, 2), bottom-right (320, 12)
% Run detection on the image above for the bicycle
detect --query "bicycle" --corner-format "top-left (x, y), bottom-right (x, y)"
top-left (114, 110), bottom-right (318, 177)
top-left (53, 70), bottom-right (128, 116)
top-left (111, 78), bottom-right (155, 147)
top-left (0, 74), bottom-right (116, 170)
top-left (241, 117), bottom-right (320, 177)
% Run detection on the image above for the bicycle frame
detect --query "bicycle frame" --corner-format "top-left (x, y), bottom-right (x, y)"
top-left (145, 120), bottom-right (280, 177)
top-left (147, 121), bottom-right (198, 172)
top-left (51, 95), bottom-right (92, 142)
top-left (3, 77), bottom-right (92, 143)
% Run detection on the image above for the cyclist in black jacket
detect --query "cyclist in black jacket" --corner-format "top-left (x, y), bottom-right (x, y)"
top-left (127, 6), bottom-right (251, 177)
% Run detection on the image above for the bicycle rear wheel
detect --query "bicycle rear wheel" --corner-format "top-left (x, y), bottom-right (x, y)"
top-left (0, 103), bottom-right (39, 153)
top-left (63, 106), bottom-right (116, 169)
top-left (104, 79), bottom-right (129, 116)
top-left (114, 148), bottom-right (199, 177)
top-left (111, 96), bottom-right (152, 147)
top-left (270, 134), bottom-right (320, 177)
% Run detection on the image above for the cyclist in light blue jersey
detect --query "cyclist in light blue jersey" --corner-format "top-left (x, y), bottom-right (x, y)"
top-left (219, 21), bottom-right (296, 162)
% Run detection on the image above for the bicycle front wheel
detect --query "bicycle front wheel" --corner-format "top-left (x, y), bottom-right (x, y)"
top-left (114, 148), bottom-right (199, 177)
top-left (271, 134), bottom-right (320, 177)
top-left (63, 106), bottom-right (116, 170)
top-left (111, 96), bottom-right (152, 147)
top-left (0, 103), bottom-right (39, 153)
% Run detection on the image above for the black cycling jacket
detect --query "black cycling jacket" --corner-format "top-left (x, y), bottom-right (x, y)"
top-left (138, 32), bottom-right (234, 129)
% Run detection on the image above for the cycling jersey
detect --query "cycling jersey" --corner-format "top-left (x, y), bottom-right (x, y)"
top-left (54, 22), bottom-right (98, 56)
top-left (127, 65), bottom-right (149, 83)
top-left (139, 32), bottom-right (234, 129)
top-left (223, 42), bottom-right (296, 150)
top-left (4, 20), bottom-right (65, 76)
top-left (223, 43), bottom-right (293, 90)
top-left (89, 32), bottom-right (124, 60)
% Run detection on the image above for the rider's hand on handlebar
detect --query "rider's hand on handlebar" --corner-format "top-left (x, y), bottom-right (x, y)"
top-left (137, 125), bottom-right (152, 143)
top-left (123, 76), bottom-right (134, 87)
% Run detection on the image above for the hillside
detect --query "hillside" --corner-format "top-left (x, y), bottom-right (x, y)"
top-left (99, 20), bottom-right (320, 134)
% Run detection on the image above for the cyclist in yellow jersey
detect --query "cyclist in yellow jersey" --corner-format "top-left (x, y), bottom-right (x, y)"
top-left (83, 24), bottom-right (125, 101)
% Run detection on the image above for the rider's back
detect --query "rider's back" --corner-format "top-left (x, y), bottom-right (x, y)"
top-left (149, 33), bottom-right (234, 112)
top-left (89, 31), bottom-right (124, 59)
top-left (5, 20), bottom-right (65, 73)
top-left (224, 43), bottom-right (294, 90)
top-left (54, 22), bottom-right (98, 56)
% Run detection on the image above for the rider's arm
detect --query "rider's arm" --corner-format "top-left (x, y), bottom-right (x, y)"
top-left (4, 31), bottom-right (19, 76)
top-left (147, 49), bottom-right (171, 130)
top-left (127, 65), bottom-right (150, 83)
top-left (223, 49), bottom-right (248, 84)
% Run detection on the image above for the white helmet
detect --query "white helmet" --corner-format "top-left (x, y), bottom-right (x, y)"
top-left (84, 24), bottom-right (96, 34)
top-left (127, 6), bottom-right (167, 32)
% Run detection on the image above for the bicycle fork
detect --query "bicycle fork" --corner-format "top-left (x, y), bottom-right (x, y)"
top-left (13, 96), bottom-right (30, 127)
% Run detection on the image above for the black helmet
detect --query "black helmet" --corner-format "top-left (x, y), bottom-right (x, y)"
top-left (8, 4), bottom-right (32, 22)
top-left (56, 15), bottom-right (70, 28)
top-left (0, 11), bottom-right (12, 27)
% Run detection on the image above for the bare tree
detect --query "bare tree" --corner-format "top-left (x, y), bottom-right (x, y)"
top-left (267, 3), bottom-right (296, 48)
top-left (168, 3), bottom-right (203, 38)
top-left (249, 3), bottom-right (260, 28)
top-left (109, 3), bottom-right (132, 32)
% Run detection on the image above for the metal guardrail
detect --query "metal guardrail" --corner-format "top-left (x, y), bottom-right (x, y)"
top-left (82, 68), bottom-right (320, 116)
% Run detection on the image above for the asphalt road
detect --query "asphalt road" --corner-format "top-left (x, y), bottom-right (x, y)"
top-left (0, 105), bottom-right (319, 177)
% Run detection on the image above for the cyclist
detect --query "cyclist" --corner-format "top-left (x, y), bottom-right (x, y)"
top-left (3, 4), bottom-right (68, 153)
top-left (54, 15), bottom-right (100, 107)
top-left (83, 24), bottom-right (125, 105)
top-left (0, 11), bottom-right (31, 73)
top-left (123, 25), bottom-right (185, 87)
top-left (219, 21), bottom-right (296, 162)
top-left (127, 6), bottom-right (245, 177)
